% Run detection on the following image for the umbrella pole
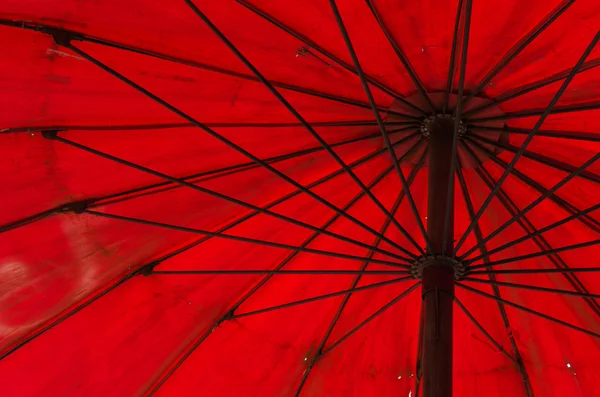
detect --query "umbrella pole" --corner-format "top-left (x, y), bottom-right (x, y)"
top-left (421, 118), bottom-right (455, 396)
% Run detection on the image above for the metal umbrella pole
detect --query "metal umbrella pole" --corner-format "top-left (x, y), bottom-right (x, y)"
top-left (421, 117), bottom-right (456, 397)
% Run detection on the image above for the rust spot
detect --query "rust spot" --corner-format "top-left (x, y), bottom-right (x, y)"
top-left (368, 364), bottom-right (378, 379)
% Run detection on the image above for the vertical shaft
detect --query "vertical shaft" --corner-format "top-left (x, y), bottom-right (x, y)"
top-left (421, 118), bottom-right (455, 396)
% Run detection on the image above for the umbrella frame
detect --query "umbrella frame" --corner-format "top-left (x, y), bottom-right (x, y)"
top-left (2, 1), bottom-right (600, 395)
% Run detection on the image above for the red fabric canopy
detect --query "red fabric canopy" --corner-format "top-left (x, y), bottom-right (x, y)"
top-left (1, 0), bottom-right (599, 396)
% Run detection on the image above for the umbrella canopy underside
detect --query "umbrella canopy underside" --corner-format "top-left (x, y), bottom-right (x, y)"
top-left (1, 0), bottom-right (599, 396)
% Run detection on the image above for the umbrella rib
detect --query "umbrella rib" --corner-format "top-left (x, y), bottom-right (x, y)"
top-left (3, 154), bottom-right (414, 361)
top-left (460, 142), bottom-right (600, 319)
top-left (232, 277), bottom-right (414, 319)
top-left (329, 0), bottom-right (433, 255)
top-left (49, 40), bottom-right (417, 258)
top-left (467, 133), bottom-right (600, 184)
top-left (0, 270), bottom-right (136, 361)
top-left (0, 138), bottom-right (421, 362)
top-left (153, 270), bottom-right (410, 275)
top-left (470, 267), bottom-right (600, 276)
top-left (442, 0), bottom-right (472, 254)
top-left (468, 204), bottom-right (600, 263)
top-left (0, 19), bottom-right (414, 120)
top-left (460, 139), bottom-right (600, 260)
top-left (3, 120), bottom-right (419, 135)
top-left (455, 157), bottom-right (534, 395)
top-left (131, 143), bottom-right (421, 276)
top-left (413, 307), bottom-right (425, 397)
top-left (463, 277), bottom-right (600, 299)
top-left (102, 136), bottom-right (421, 270)
top-left (453, 31), bottom-right (600, 254)
top-left (92, 129), bottom-right (418, 208)
top-left (184, 0), bottom-right (426, 256)
top-left (464, 138), bottom-right (600, 235)
top-left (469, 126), bottom-right (600, 143)
top-left (294, 150), bottom-right (427, 396)
top-left (468, 239), bottom-right (600, 269)
top-left (0, 208), bottom-right (57, 235)
top-left (468, 100), bottom-right (600, 123)
top-left (454, 297), bottom-right (521, 366)
top-left (459, 142), bottom-right (596, 263)
top-left (234, 0), bottom-right (427, 116)
top-left (364, 0), bottom-right (436, 113)
top-left (47, 133), bottom-right (415, 262)
top-left (83, 209), bottom-right (411, 267)
top-left (319, 282), bottom-right (421, 356)
top-left (461, 0), bottom-right (575, 107)
top-left (463, 57), bottom-right (600, 118)
top-left (0, 129), bottom-right (415, 236)
top-left (144, 154), bottom-right (424, 396)
top-left (443, 0), bottom-right (465, 114)
top-left (457, 283), bottom-right (600, 340)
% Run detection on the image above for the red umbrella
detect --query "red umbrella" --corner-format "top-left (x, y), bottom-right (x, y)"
top-left (1, 0), bottom-right (599, 396)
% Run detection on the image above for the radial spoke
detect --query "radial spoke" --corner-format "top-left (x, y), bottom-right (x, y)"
top-left (462, 0), bottom-right (575, 106)
top-left (100, 129), bottom-right (418, 208)
top-left (0, 208), bottom-right (57, 235)
top-left (468, 204), bottom-right (600, 263)
top-left (468, 100), bottom-right (600, 123)
top-left (469, 239), bottom-right (600, 269)
top-left (3, 143), bottom-right (410, 366)
top-left (463, 138), bottom-right (600, 236)
top-left (154, 270), bottom-right (409, 275)
top-left (3, 155), bottom-right (409, 360)
top-left (463, 277), bottom-right (600, 299)
top-left (320, 282), bottom-right (421, 356)
top-left (183, 0), bottom-right (427, 255)
top-left (234, 0), bottom-right (427, 115)
top-left (461, 142), bottom-right (600, 259)
top-left (413, 308), bottom-right (425, 397)
top-left (1, 129), bottom-right (417, 236)
top-left (443, 0), bottom-right (472, 253)
top-left (146, 154), bottom-right (426, 394)
top-left (454, 297), bottom-right (519, 365)
top-left (84, 210), bottom-right (410, 267)
top-left (0, 268), bottom-right (137, 361)
top-left (464, 57), bottom-right (600, 118)
top-left (457, 283), bottom-right (600, 339)
top-left (94, 128), bottom-right (418, 208)
top-left (469, 125), bottom-right (600, 143)
top-left (460, 141), bottom-right (600, 322)
top-left (364, 0), bottom-right (435, 113)
top-left (147, 139), bottom-right (422, 276)
top-left (455, 157), bottom-right (534, 395)
top-left (329, 0), bottom-right (433, 255)
top-left (47, 132), bottom-right (417, 261)
top-left (294, 152), bottom-right (427, 395)
top-left (443, 0), bottom-right (465, 114)
top-left (41, 39), bottom-right (418, 258)
top-left (454, 31), bottom-right (600, 253)
top-left (3, 120), bottom-right (420, 135)
top-left (468, 133), bottom-right (600, 184)
top-left (469, 267), bottom-right (600, 276)
top-left (144, 138), bottom-right (423, 275)
top-left (460, 141), bottom-right (600, 262)
top-left (0, 19), bottom-right (418, 120)
top-left (232, 277), bottom-right (413, 318)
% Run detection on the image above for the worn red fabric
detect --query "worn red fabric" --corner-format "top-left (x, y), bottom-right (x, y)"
top-left (1, 0), bottom-right (599, 396)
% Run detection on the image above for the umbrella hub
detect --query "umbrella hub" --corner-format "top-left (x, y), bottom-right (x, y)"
top-left (385, 92), bottom-right (509, 168)
top-left (419, 114), bottom-right (466, 139)
top-left (409, 256), bottom-right (466, 280)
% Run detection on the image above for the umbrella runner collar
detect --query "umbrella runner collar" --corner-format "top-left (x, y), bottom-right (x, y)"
top-left (410, 256), bottom-right (466, 281)
top-left (419, 114), bottom-right (467, 139)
